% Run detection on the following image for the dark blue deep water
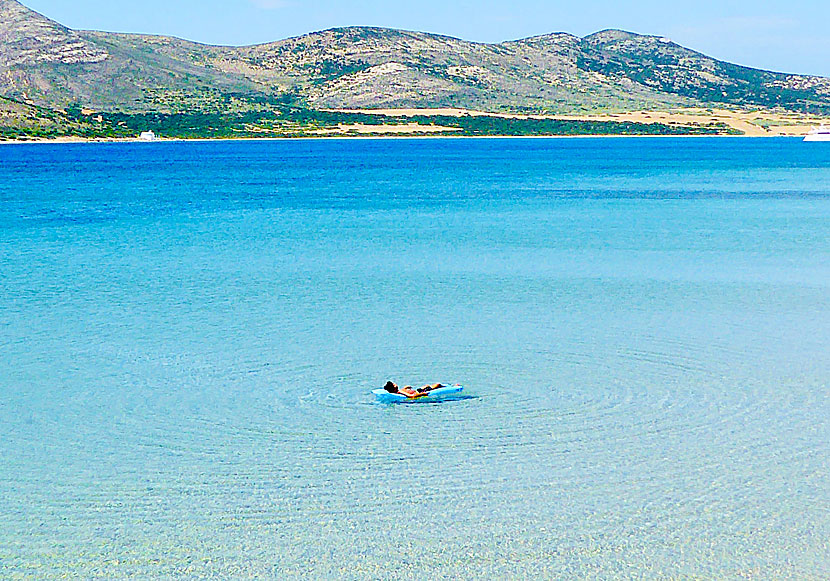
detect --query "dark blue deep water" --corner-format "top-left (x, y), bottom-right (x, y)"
top-left (1, 137), bottom-right (829, 578)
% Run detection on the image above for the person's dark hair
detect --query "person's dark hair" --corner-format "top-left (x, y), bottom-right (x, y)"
top-left (383, 381), bottom-right (397, 393)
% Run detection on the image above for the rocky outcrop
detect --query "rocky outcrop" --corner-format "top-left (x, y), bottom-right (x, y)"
top-left (0, 0), bottom-right (108, 67)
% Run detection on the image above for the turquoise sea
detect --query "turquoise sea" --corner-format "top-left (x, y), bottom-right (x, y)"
top-left (1, 137), bottom-right (828, 579)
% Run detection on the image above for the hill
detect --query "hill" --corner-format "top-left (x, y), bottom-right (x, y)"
top-left (0, 0), bottom-right (261, 112)
top-left (3, 0), bottom-right (830, 116)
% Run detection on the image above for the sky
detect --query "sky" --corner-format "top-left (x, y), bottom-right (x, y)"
top-left (21, 0), bottom-right (830, 77)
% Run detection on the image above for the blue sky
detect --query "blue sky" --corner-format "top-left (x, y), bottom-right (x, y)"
top-left (21, 0), bottom-right (830, 76)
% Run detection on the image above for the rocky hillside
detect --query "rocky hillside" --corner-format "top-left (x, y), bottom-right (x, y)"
top-left (0, 0), bottom-right (260, 112)
top-left (2, 0), bottom-right (830, 114)
top-left (0, 95), bottom-right (124, 138)
top-left (0, 0), bottom-right (107, 67)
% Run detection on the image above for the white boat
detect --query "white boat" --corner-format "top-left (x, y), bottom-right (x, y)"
top-left (803, 126), bottom-right (830, 142)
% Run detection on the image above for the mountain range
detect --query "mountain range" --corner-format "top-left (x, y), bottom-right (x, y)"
top-left (3, 0), bottom-right (830, 117)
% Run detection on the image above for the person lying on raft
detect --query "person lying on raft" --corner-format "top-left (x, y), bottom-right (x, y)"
top-left (383, 381), bottom-right (445, 398)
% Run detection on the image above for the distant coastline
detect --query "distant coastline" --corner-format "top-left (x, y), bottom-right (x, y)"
top-left (0, 134), bottom-right (814, 145)
top-left (1, 107), bottom-right (826, 143)
top-left (323, 107), bottom-right (827, 138)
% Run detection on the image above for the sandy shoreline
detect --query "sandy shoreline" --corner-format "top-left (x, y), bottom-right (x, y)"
top-left (0, 136), bottom-right (141, 145)
top-left (0, 134), bottom-right (811, 145)
top-left (326, 107), bottom-right (829, 137)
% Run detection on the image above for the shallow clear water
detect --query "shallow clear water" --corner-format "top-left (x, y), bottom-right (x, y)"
top-left (1, 137), bottom-right (828, 579)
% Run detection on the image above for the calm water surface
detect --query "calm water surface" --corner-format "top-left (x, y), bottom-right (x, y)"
top-left (1, 138), bottom-right (829, 578)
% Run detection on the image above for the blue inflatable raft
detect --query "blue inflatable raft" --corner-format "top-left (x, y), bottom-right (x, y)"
top-left (372, 384), bottom-right (464, 403)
